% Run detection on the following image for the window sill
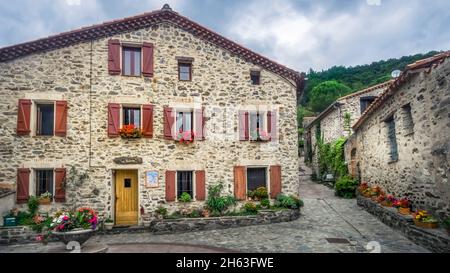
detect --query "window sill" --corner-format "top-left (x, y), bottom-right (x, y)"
top-left (388, 159), bottom-right (398, 164)
top-left (404, 131), bottom-right (414, 137)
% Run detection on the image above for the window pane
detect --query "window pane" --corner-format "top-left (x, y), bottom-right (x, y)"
top-left (177, 171), bottom-right (193, 198)
top-left (176, 112), bottom-right (183, 132)
top-left (250, 113), bottom-right (258, 140)
top-left (247, 168), bottom-right (266, 191)
top-left (37, 104), bottom-right (54, 136)
top-left (123, 108), bottom-right (140, 128)
top-left (251, 72), bottom-right (260, 85)
top-left (36, 170), bottom-right (53, 196)
top-left (184, 112), bottom-right (192, 131)
top-left (133, 109), bottom-right (140, 129)
top-left (134, 50), bottom-right (141, 76)
top-left (179, 64), bottom-right (191, 81)
top-left (123, 50), bottom-right (131, 76)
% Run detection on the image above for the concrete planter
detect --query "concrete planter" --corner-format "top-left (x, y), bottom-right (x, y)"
top-left (51, 229), bottom-right (97, 246)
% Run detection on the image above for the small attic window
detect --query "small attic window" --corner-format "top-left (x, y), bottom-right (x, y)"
top-left (250, 70), bottom-right (260, 85)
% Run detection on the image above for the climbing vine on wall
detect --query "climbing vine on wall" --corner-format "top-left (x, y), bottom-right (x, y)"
top-left (317, 137), bottom-right (348, 179)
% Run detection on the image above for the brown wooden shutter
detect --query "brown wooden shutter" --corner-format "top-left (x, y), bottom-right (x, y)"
top-left (142, 42), bottom-right (154, 77)
top-left (163, 107), bottom-right (175, 140)
top-left (195, 170), bottom-right (206, 201)
top-left (270, 165), bottom-right (282, 199)
top-left (239, 111), bottom-right (249, 141)
top-left (108, 103), bottom-right (120, 137)
top-left (16, 168), bottom-right (30, 204)
top-left (55, 101), bottom-right (68, 137)
top-left (165, 171), bottom-right (176, 202)
top-left (194, 108), bottom-right (204, 140)
top-left (234, 166), bottom-right (247, 200)
top-left (17, 99), bottom-right (32, 136)
top-left (142, 104), bottom-right (154, 138)
top-left (267, 111), bottom-right (277, 141)
top-left (108, 39), bottom-right (121, 75)
top-left (54, 168), bottom-right (66, 202)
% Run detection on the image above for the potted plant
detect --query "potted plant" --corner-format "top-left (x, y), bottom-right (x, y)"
top-left (119, 124), bottom-right (143, 139)
top-left (176, 129), bottom-right (196, 144)
top-left (412, 210), bottom-right (439, 229)
top-left (260, 198), bottom-right (270, 209)
top-left (394, 198), bottom-right (411, 215)
top-left (357, 182), bottom-right (369, 194)
top-left (39, 192), bottom-right (53, 205)
top-left (201, 208), bottom-right (210, 218)
top-left (376, 194), bottom-right (385, 203)
top-left (253, 187), bottom-right (268, 201)
top-left (179, 192), bottom-right (192, 217)
top-left (154, 206), bottom-right (168, 220)
top-left (443, 217), bottom-right (450, 235)
top-left (50, 207), bottom-right (98, 247)
top-left (381, 195), bottom-right (396, 207)
top-left (103, 217), bottom-right (114, 230)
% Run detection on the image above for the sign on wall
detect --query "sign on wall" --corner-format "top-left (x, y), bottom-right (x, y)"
top-left (145, 171), bottom-right (159, 188)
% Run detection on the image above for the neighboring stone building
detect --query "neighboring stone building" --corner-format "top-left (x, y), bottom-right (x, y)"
top-left (0, 5), bottom-right (305, 226)
top-left (346, 52), bottom-right (450, 219)
top-left (304, 81), bottom-right (391, 177)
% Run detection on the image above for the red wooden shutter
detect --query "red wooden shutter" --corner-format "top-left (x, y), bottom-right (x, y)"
top-left (108, 39), bottom-right (121, 75)
top-left (163, 107), bottom-right (175, 140)
top-left (55, 101), bottom-right (68, 137)
top-left (234, 166), bottom-right (247, 200)
top-left (267, 111), bottom-right (277, 141)
top-left (239, 111), bottom-right (249, 141)
top-left (16, 168), bottom-right (30, 204)
top-left (54, 168), bottom-right (66, 202)
top-left (165, 171), bottom-right (176, 202)
top-left (142, 42), bottom-right (154, 77)
top-left (195, 170), bottom-right (206, 201)
top-left (142, 104), bottom-right (154, 138)
top-left (17, 99), bottom-right (32, 136)
top-left (108, 103), bottom-right (120, 137)
top-left (270, 165), bottom-right (282, 199)
top-left (194, 108), bottom-right (204, 140)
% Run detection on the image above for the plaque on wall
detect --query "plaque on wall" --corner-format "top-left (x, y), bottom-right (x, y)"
top-left (113, 157), bottom-right (143, 165)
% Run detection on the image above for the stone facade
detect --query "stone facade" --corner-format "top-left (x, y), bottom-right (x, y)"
top-left (346, 56), bottom-right (450, 219)
top-left (305, 82), bottom-right (390, 176)
top-left (0, 13), bottom-right (300, 225)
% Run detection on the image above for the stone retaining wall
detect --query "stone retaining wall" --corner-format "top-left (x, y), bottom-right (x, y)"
top-left (0, 226), bottom-right (37, 245)
top-left (149, 209), bottom-right (300, 234)
top-left (357, 195), bottom-right (450, 253)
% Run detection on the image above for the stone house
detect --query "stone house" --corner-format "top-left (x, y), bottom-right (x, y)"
top-left (345, 52), bottom-right (450, 219)
top-left (304, 81), bottom-right (391, 177)
top-left (0, 5), bottom-right (305, 226)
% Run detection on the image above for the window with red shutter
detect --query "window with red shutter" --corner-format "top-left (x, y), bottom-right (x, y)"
top-left (54, 168), bottom-right (66, 202)
top-left (17, 99), bottom-right (32, 136)
top-left (142, 42), bottom-right (154, 77)
top-left (195, 170), bottom-right (206, 201)
top-left (238, 111), bottom-right (249, 141)
top-left (194, 108), bottom-right (205, 140)
top-left (55, 101), bottom-right (68, 137)
top-left (163, 107), bottom-right (175, 139)
top-left (270, 165), bottom-right (282, 199)
top-left (16, 168), bottom-right (30, 204)
top-left (267, 110), bottom-right (277, 141)
top-left (108, 39), bottom-right (121, 75)
top-left (108, 103), bottom-right (120, 137)
top-left (234, 166), bottom-right (247, 200)
top-left (142, 105), bottom-right (154, 138)
top-left (165, 171), bottom-right (176, 202)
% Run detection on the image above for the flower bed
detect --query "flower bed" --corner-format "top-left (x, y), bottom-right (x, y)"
top-left (149, 208), bottom-right (300, 234)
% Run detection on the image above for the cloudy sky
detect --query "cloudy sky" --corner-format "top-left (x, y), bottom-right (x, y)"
top-left (1, 0), bottom-right (449, 72)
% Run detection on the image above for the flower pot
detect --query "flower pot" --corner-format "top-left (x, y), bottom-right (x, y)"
top-left (39, 198), bottom-right (51, 205)
top-left (380, 201), bottom-right (393, 207)
top-left (413, 219), bottom-right (439, 229)
top-left (398, 207), bottom-right (411, 215)
top-left (51, 228), bottom-right (97, 246)
top-left (371, 196), bottom-right (378, 202)
top-left (104, 223), bottom-right (114, 230)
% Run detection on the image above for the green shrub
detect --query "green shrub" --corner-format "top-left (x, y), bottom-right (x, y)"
top-left (243, 202), bottom-right (258, 214)
top-left (260, 198), bottom-right (270, 209)
top-left (247, 190), bottom-right (255, 199)
top-left (274, 194), bottom-right (303, 209)
top-left (179, 192), bottom-right (192, 203)
top-left (254, 187), bottom-right (268, 200)
top-left (334, 176), bottom-right (359, 198)
top-left (206, 183), bottom-right (237, 215)
top-left (165, 211), bottom-right (182, 219)
top-left (27, 196), bottom-right (40, 215)
top-left (443, 217), bottom-right (450, 229)
top-left (155, 207), bottom-right (168, 217)
top-left (188, 210), bottom-right (201, 218)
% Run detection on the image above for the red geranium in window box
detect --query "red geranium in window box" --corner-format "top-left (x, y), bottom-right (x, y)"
top-left (250, 128), bottom-right (270, 141)
top-left (176, 129), bottom-right (196, 144)
top-left (119, 124), bottom-right (143, 138)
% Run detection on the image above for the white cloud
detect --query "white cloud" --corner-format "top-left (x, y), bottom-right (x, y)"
top-left (66, 0), bottom-right (81, 6)
top-left (226, 0), bottom-right (450, 72)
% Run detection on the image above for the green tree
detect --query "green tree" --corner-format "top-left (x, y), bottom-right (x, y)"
top-left (309, 81), bottom-right (351, 112)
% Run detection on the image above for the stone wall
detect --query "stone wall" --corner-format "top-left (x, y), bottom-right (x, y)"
top-left (0, 22), bottom-right (299, 223)
top-left (357, 195), bottom-right (450, 253)
top-left (149, 209), bottom-right (300, 234)
top-left (347, 58), bottom-right (450, 219)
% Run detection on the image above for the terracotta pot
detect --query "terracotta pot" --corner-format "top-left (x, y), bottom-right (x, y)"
top-left (398, 207), bottom-right (411, 215)
top-left (371, 196), bottom-right (378, 202)
top-left (413, 219), bottom-right (439, 229)
top-left (381, 201), bottom-right (393, 207)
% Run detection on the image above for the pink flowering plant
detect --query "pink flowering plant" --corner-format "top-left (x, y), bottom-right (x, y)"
top-left (176, 129), bottom-right (196, 144)
top-left (250, 128), bottom-right (270, 141)
top-left (50, 207), bottom-right (98, 232)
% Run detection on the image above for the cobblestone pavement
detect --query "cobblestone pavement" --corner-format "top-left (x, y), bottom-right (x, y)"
top-left (0, 165), bottom-right (428, 253)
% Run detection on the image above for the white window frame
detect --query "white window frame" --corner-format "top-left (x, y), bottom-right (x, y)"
top-left (247, 110), bottom-right (268, 141)
top-left (172, 107), bottom-right (197, 138)
top-left (31, 168), bottom-right (55, 203)
top-left (31, 100), bottom-right (56, 137)
top-left (245, 166), bottom-right (270, 195)
top-left (119, 104), bottom-right (143, 129)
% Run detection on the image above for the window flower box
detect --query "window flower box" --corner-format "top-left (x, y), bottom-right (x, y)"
top-left (119, 124), bottom-right (143, 139)
top-left (250, 129), bottom-right (270, 142)
top-left (39, 192), bottom-right (53, 205)
top-left (176, 130), bottom-right (196, 144)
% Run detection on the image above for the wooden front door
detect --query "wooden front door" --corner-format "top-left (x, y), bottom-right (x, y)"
top-left (115, 170), bottom-right (138, 226)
